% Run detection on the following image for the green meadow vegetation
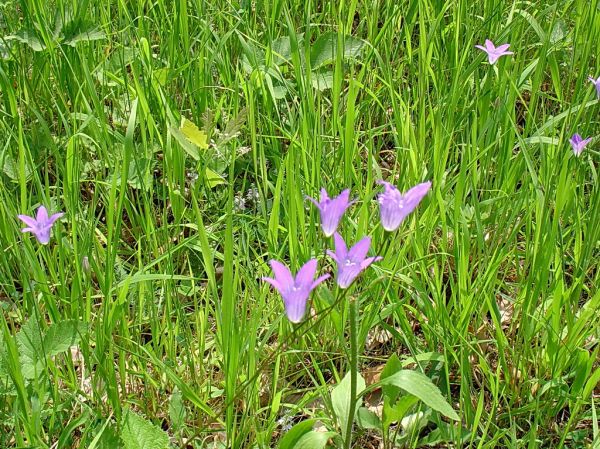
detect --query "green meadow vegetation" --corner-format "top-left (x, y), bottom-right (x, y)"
top-left (0, 0), bottom-right (599, 447)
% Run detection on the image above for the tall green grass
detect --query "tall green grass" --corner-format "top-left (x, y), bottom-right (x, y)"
top-left (0, 0), bottom-right (599, 447)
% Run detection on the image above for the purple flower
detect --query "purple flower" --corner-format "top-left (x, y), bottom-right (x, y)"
top-left (307, 188), bottom-right (353, 237)
top-left (262, 259), bottom-right (330, 323)
top-left (475, 39), bottom-right (513, 64)
top-left (570, 133), bottom-right (592, 156)
top-left (589, 76), bottom-right (600, 99)
top-left (327, 233), bottom-right (382, 289)
top-left (17, 206), bottom-right (64, 245)
top-left (377, 181), bottom-right (431, 232)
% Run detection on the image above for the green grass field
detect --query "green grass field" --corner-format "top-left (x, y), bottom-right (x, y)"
top-left (1, 1), bottom-right (599, 448)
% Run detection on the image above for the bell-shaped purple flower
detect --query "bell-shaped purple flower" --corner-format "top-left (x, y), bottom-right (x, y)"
top-left (307, 188), bottom-right (353, 237)
top-left (589, 76), bottom-right (600, 99)
top-left (327, 233), bottom-right (382, 289)
top-left (262, 259), bottom-right (330, 323)
top-left (570, 133), bottom-right (592, 156)
top-left (475, 39), bottom-right (513, 64)
top-left (377, 181), bottom-right (431, 232)
top-left (17, 205), bottom-right (64, 245)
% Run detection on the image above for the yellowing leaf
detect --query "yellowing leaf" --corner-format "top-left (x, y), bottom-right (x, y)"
top-left (205, 167), bottom-right (226, 188)
top-left (180, 117), bottom-right (209, 149)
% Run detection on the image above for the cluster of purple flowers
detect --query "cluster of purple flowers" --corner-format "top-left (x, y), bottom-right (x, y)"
top-left (263, 181), bottom-right (431, 323)
top-left (476, 39), bottom-right (597, 157)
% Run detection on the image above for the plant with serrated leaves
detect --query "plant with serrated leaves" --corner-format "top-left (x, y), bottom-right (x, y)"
top-left (4, 9), bottom-right (105, 54)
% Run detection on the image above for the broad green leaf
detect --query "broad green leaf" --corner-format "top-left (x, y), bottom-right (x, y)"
top-left (381, 353), bottom-right (403, 404)
top-left (357, 407), bottom-right (381, 430)
top-left (169, 389), bottom-right (186, 431)
top-left (417, 421), bottom-right (470, 446)
top-left (264, 72), bottom-right (288, 101)
top-left (277, 419), bottom-right (317, 449)
top-left (311, 70), bottom-right (334, 91)
top-left (293, 431), bottom-right (336, 449)
top-left (63, 25), bottom-right (105, 46)
top-left (0, 40), bottom-right (11, 60)
top-left (1, 151), bottom-right (24, 181)
top-left (271, 36), bottom-right (293, 65)
top-left (384, 395), bottom-right (419, 428)
top-left (0, 332), bottom-right (14, 393)
top-left (121, 410), bottom-right (169, 449)
top-left (6, 29), bottom-right (45, 51)
top-left (153, 68), bottom-right (169, 86)
top-left (378, 370), bottom-right (459, 421)
top-left (88, 419), bottom-right (120, 449)
top-left (331, 371), bottom-right (366, 441)
top-left (16, 318), bottom-right (45, 379)
top-left (309, 32), bottom-right (365, 69)
top-left (180, 117), bottom-right (209, 149)
top-left (238, 33), bottom-right (266, 73)
top-left (126, 156), bottom-right (154, 191)
top-left (205, 167), bottom-right (226, 188)
top-left (169, 125), bottom-right (200, 160)
top-left (550, 19), bottom-right (568, 44)
top-left (44, 320), bottom-right (87, 356)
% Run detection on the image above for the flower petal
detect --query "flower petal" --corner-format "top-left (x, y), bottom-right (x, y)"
top-left (333, 232), bottom-right (348, 261)
top-left (319, 189), bottom-right (351, 236)
top-left (319, 187), bottom-right (330, 203)
top-left (17, 214), bottom-right (38, 228)
top-left (348, 236), bottom-right (372, 263)
top-left (360, 256), bottom-right (383, 270)
top-left (496, 43), bottom-right (511, 52)
top-left (36, 206), bottom-right (49, 223)
top-left (262, 276), bottom-right (284, 295)
top-left (306, 195), bottom-right (321, 209)
top-left (282, 289), bottom-right (310, 323)
top-left (311, 273), bottom-right (330, 290)
top-left (269, 260), bottom-right (294, 287)
top-left (48, 212), bottom-right (64, 225)
top-left (295, 259), bottom-right (318, 287)
top-left (34, 229), bottom-right (51, 244)
top-left (336, 264), bottom-right (363, 289)
top-left (327, 249), bottom-right (340, 264)
top-left (403, 181), bottom-right (432, 213)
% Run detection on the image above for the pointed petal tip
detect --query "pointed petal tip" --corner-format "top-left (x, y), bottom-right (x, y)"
top-left (17, 214), bottom-right (37, 227)
top-left (262, 276), bottom-right (283, 292)
top-left (319, 187), bottom-right (330, 202)
top-left (361, 256), bottom-right (383, 269)
top-left (295, 258), bottom-right (318, 285)
top-left (36, 205), bottom-right (49, 220)
top-left (269, 259), bottom-right (294, 284)
top-left (305, 195), bottom-right (319, 206)
top-left (326, 249), bottom-right (339, 263)
top-left (49, 212), bottom-right (65, 223)
top-left (312, 273), bottom-right (330, 289)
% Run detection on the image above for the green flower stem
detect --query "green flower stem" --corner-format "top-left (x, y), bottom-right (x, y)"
top-left (344, 296), bottom-right (359, 449)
